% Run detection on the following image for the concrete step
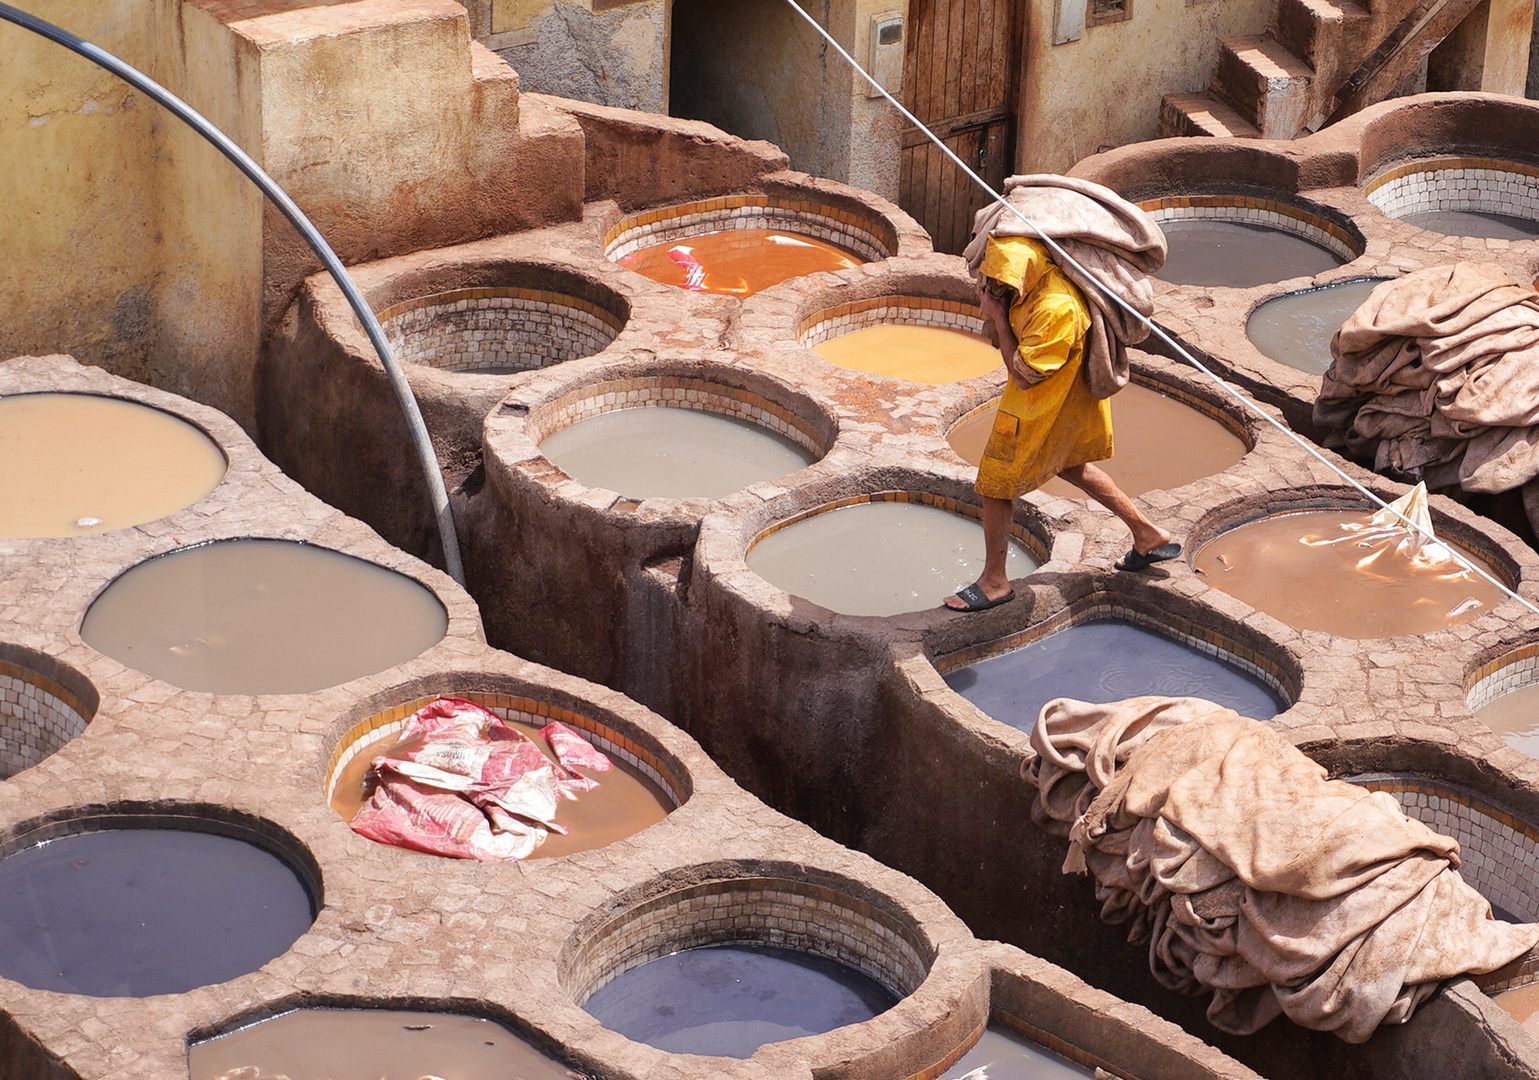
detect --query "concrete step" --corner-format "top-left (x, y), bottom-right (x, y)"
top-left (1211, 34), bottom-right (1316, 139)
top-left (1272, 0), bottom-right (1369, 69)
top-left (1157, 92), bottom-right (1263, 139)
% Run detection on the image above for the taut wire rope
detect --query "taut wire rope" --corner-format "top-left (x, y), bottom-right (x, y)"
top-left (777, 0), bottom-right (1539, 618)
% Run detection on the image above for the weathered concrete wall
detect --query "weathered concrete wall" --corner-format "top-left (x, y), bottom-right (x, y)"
top-left (483, 0), bottom-right (670, 112)
top-left (1017, 0), bottom-right (1273, 176)
top-left (668, 0), bottom-right (905, 200)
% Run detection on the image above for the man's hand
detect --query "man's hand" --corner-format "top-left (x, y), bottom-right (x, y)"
top-left (979, 283), bottom-right (1031, 388)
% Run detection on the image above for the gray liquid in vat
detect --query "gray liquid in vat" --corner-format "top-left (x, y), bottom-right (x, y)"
top-left (582, 943), bottom-right (898, 1058)
top-left (1246, 278), bottom-right (1387, 375)
top-left (1157, 219), bottom-right (1345, 288)
top-left (539, 406), bottom-right (816, 499)
top-left (748, 501), bottom-right (1039, 617)
top-left (938, 1025), bottom-right (1096, 1080)
top-left (189, 1008), bottom-right (573, 1080)
top-left (80, 539), bottom-right (447, 694)
top-left (944, 620), bottom-right (1282, 734)
top-left (1476, 683), bottom-right (1539, 759)
top-left (0, 828), bottom-right (313, 997)
top-left (1403, 209), bottom-right (1539, 240)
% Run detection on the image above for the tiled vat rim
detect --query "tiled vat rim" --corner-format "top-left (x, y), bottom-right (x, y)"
top-left (798, 296), bottom-right (987, 349)
top-left (0, 658), bottom-right (93, 780)
top-left (1468, 642), bottom-right (1539, 713)
top-left (377, 287), bottom-right (624, 374)
top-left (604, 195), bottom-right (889, 263)
top-left (1139, 194), bottom-right (1360, 263)
top-left (1347, 773), bottom-right (1539, 954)
top-left (750, 491), bottom-right (1050, 565)
top-left (326, 692), bottom-right (686, 809)
top-left (529, 375), bottom-right (829, 457)
top-left (929, 592), bottom-right (1296, 706)
top-left (1365, 157), bottom-right (1539, 225)
top-left (562, 875), bottom-right (933, 1006)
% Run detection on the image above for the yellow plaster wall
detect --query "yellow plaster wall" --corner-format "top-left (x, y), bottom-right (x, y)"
top-left (1018, 0), bottom-right (1273, 176)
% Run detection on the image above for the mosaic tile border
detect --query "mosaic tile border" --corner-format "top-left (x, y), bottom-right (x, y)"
top-left (528, 375), bottom-right (832, 459)
top-left (797, 296), bottom-right (988, 349)
top-left (1347, 773), bottom-right (1539, 934)
top-left (1139, 194), bottom-right (1361, 263)
top-left (1467, 642), bottom-right (1539, 714)
top-left (603, 195), bottom-right (890, 264)
top-left (326, 692), bottom-right (687, 810)
top-left (929, 591), bottom-right (1297, 706)
top-left (1365, 157), bottom-right (1539, 228)
top-left (561, 875), bottom-right (934, 1008)
top-left (378, 287), bottom-right (625, 374)
top-left (749, 490), bottom-right (1051, 566)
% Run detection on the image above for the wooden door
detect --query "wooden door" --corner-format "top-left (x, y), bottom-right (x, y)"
top-left (899, 0), bottom-right (1022, 254)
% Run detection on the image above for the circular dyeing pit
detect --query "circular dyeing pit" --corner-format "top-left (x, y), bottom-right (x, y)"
top-left (1246, 278), bottom-right (1390, 375)
top-left (947, 382), bottom-right (1247, 497)
top-left (532, 377), bottom-right (828, 500)
top-left (747, 493), bottom-right (1043, 617)
top-left (0, 392), bottom-right (226, 538)
top-left (328, 692), bottom-right (682, 860)
top-left (1191, 508), bottom-right (1506, 638)
top-left (377, 275), bottom-right (628, 376)
top-left (938, 1025), bottom-right (1095, 1080)
top-left (0, 645), bottom-right (96, 779)
top-left (0, 815), bottom-right (316, 996)
top-left (800, 296), bottom-right (1000, 384)
top-left (1365, 159), bottom-right (1539, 240)
top-left (940, 616), bottom-right (1285, 735)
top-left (603, 195), bottom-right (893, 297)
top-left (1467, 645), bottom-right (1539, 758)
top-left (562, 871), bottom-right (927, 1059)
top-left (189, 1008), bottom-right (572, 1080)
top-left (79, 539), bottom-right (448, 695)
top-left (1141, 195), bottom-right (1359, 288)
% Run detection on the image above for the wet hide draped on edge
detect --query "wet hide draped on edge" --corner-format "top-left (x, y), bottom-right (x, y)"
top-left (1027, 696), bottom-right (1539, 1042)
top-left (350, 697), bottom-right (611, 861)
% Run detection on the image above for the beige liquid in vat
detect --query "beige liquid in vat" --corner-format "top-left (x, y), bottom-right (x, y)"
top-left (331, 719), bottom-right (672, 859)
top-left (0, 393), bottom-right (226, 537)
top-left (1475, 683), bottom-right (1539, 759)
top-left (813, 323), bottom-right (1001, 384)
top-left (947, 383), bottom-right (1246, 497)
top-left (80, 539), bottom-right (447, 695)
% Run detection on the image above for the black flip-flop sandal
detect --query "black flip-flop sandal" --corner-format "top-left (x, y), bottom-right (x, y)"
top-left (1115, 542), bottom-right (1182, 572)
top-left (944, 583), bottom-right (1016, 612)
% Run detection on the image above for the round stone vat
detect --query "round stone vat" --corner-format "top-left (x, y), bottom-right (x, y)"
top-left (0, 808), bottom-right (318, 997)
top-left (935, 594), bottom-right (1293, 735)
top-left (0, 644), bottom-right (97, 779)
top-left (80, 539), bottom-right (448, 695)
top-left (1365, 158), bottom-right (1539, 240)
top-left (1246, 277), bottom-right (1391, 376)
top-left (603, 194), bottom-right (894, 296)
top-left (530, 373), bottom-right (832, 501)
top-left (561, 869), bottom-right (931, 1058)
top-left (0, 392), bottom-right (226, 538)
top-left (1345, 773), bottom-right (1539, 924)
top-left (799, 294), bottom-right (999, 384)
top-left (1139, 193), bottom-right (1361, 288)
top-left (1467, 644), bottom-right (1539, 758)
top-left (375, 268), bottom-right (629, 376)
top-left (946, 378), bottom-right (1249, 497)
top-left (1190, 497), bottom-right (1513, 638)
top-left (747, 491), bottom-right (1047, 618)
top-left (327, 690), bottom-right (685, 860)
top-left (189, 1006), bottom-right (571, 1080)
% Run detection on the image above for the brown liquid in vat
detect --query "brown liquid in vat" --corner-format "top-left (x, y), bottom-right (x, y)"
top-left (0, 393), bottom-right (226, 538)
top-left (1192, 510), bottom-right (1504, 638)
top-left (619, 228), bottom-right (863, 295)
top-left (332, 720), bottom-right (671, 859)
top-left (1498, 983), bottom-right (1539, 1039)
top-left (1474, 683), bottom-right (1539, 759)
top-left (188, 1008), bottom-right (573, 1080)
top-left (947, 384), bottom-right (1246, 497)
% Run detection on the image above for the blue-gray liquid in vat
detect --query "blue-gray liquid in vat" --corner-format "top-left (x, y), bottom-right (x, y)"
top-left (938, 1025), bottom-right (1096, 1079)
top-left (1157, 219), bottom-right (1345, 288)
top-left (943, 619), bottom-right (1283, 733)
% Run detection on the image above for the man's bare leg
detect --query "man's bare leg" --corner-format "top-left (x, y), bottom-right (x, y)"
top-left (1057, 463), bottom-right (1173, 562)
top-left (944, 495), bottom-right (1016, 609)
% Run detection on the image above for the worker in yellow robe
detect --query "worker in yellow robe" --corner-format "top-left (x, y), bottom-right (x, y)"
top-left (944, 235), bottom-right (1179, 612)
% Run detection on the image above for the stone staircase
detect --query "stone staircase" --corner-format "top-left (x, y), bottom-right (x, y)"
top-left (1158, 0), bottom-right (1485, 139)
